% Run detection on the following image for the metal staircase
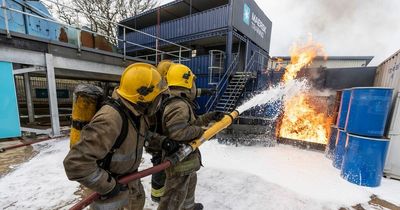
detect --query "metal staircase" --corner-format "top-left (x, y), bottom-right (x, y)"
top-left (205, 53), bottom-right (239, 112)
top-left (214, 71), bottom-right (253, 112)
top-left (206, 51), bottom-right (267, 113)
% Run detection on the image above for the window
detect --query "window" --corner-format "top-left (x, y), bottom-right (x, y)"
top-left (35, 89), bottom-right (70, 99)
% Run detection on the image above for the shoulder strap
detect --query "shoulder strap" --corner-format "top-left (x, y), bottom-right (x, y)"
top-left (97, 98), bottom-right (130, 172)
top-left (162, 95), bottom-right (194, 124)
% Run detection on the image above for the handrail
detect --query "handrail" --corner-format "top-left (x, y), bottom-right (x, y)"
top-left (1, 0), bottom-right (191, 63)
top-left (205, 53), bottom-right (239, 112)
top-left (219, 51), bottom-right (269, 112)
top-left (220, 53), bottom-right (256, 111)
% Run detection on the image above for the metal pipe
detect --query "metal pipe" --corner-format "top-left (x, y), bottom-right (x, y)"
top-left (23, 73), bottom-right (35, 123)
top-left (0, 136), bottom-right (64, 153)
top-left (123, 27), bottom-right (126, 61)
top-left (69, 110), bottom-right (240, 210)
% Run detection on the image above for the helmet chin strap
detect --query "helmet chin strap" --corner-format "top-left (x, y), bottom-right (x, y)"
top-left (131, 101), bottom-right (148, 115)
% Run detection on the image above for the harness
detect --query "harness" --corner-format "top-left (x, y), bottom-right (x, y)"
top-left (96, 98), bottom-right (141, 174)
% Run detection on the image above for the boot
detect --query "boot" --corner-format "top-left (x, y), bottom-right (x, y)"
top-left (194, 203), bottom-right (204, 210)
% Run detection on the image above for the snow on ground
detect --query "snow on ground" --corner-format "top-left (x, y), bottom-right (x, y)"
top-left (199, 141), bottom-right (400, 208)
top-left (1, 138), bottom-right (400, 210)
top-left (0, 138), bottom-right (80, 210)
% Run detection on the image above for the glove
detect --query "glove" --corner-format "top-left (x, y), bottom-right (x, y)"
top-left (211, 111), bottom-right (225, 121)
top-left (100, 180), bottom-right (128, 200)
top-left (162, 139), bottom-right (180, 155)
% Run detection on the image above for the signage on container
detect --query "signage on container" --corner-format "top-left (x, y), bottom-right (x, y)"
top-left (242, 3), bottom-right (267, 39)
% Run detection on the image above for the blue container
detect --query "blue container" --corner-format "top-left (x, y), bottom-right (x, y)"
top-left (341, 134), bottom-right (389, 187)
top-left (333, 129), bottom-right (346, 169)
top-left (336, 89), bottom-right (351, 129)
top-left (345, 87), bottom-right (393, 137)
top-left (325, 126), bottom-right (338, 159)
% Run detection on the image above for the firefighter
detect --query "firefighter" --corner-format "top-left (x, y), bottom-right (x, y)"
top-left (157, 64), bottom-right (224, 210)
top-left (148, 60), bottom-right (175, 202)
top-left (63, 63), bottom-right (167, 210)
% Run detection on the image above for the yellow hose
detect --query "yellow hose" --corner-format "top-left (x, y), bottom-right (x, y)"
top-left (189, 110), bottom-right (239, 150)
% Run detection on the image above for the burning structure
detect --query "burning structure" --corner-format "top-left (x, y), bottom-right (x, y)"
top-left (219, 37), bottom-right (377, 148)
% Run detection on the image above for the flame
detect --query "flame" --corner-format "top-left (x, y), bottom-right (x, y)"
top-left (282, 37), bottom-right (326, 83)
top-left (279, 94), bottom-right (332, 144)
top-left (278, 36), bottom-right (331, 144)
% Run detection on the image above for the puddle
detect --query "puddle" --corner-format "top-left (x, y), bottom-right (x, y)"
top-left (0, 140), bottom-right (38, 177)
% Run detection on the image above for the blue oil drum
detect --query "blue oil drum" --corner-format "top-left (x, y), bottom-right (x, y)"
top-left (336, 89), bottom-right (352, 129)
top-left (345, 87), bottom-right (393, 137)
top-left (333, 129), bottom-right (347, 169)
top-left (341, 134), bottom-right (389, 187)
top-left (325, 126), bottom-right (338, 159)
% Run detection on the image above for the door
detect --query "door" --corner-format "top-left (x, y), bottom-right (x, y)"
top-left (0, 62), bottom-right (21, 139)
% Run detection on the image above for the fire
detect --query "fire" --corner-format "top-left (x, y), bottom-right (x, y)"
top-left (282, 38), bottom-right (325, 83)
top-left (279, 94), bottom-right (331, 144)
top-left (278, 37), bottom-right (331, 144)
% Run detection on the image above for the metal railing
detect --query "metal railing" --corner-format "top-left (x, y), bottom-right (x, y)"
top-left (208, 50), bottom-right (225, 85)
top-left (217, 51), bottom-right (269, 112)
top-left (0, 0), bottom-right (192, 63)
top-left (205, 53), bottom-right (239, 112)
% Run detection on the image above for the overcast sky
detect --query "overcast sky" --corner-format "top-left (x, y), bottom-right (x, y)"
top-left (160, 0), bottom-right (400, 65)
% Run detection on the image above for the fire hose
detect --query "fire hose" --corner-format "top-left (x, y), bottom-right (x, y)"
top-left (69, 110), bottom-right (240, 210)
top-left (0, 136), bottom-right (65, 153)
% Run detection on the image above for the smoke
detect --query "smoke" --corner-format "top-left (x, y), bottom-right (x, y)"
top-left (256, 0), bottom-right (400, 65)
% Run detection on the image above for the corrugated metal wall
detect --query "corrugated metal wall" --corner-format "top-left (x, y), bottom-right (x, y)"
top-left (182, 55), bottom-right (210, 76)
top-left (0, 0), bottom-right (61, 40)
top-left (375, 49), bottom-right (400, 93)
top-left (123, 5), bottom-right (229, 52)
top-left (310, 60), bottom-right (368, 68)
top-left (375, 49), bottom-right (400, 103)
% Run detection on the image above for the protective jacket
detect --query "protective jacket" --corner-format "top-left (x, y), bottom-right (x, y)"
top-left (63, 91), bottom-right (147, 209)
top-left (162, 88), bottom-right (216, 176)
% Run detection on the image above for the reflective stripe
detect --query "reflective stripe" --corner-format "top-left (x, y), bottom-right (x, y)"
top-left (168, 122), bottom-right (189, 133)
top-left (151, 186), bottom-right (165, 197)
top-left (111, 151), bottom-right (136, 162)
top-left (82, 168), bottom-right (103, 186)
top-left (91, 198), bottom-right (128, 210)
top-left (174, 158), bottom-right (198, 173)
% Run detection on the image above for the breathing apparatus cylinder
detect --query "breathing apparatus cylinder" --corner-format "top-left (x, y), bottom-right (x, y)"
top-left (70, 84), bottom-right (103, 147)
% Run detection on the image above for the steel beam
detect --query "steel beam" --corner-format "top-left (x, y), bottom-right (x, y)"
top-left (23, 73), bottom-right (35, 123)
top-left (0, 46), bottom-right (45, 66)
top-left (52, 56), bottom-right (124, 76)
top-left (13, 66), bottom-right (44, 75)
top-left (45, 54), bottom-right (61, 137)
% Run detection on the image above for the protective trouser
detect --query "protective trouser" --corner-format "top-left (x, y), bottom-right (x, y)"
top-left (90, 179), bottom-right (145, 210)
top-left (157, 172), bottom-right (197, 210)
top-left (151, 170), bottom-right (166, 201)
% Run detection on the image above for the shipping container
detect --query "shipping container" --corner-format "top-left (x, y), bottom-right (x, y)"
top-left (374, 49), bottom-right (400, 104)
top-left (121, 5), bottom-right (229, 51)
top-left (384, 92), bottom-right (400, 179)
top-left (182, 55), bottom-right (210, 76)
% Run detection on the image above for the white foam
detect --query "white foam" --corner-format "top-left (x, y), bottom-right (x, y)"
top-left (237, 79), bottom-right (309, 114)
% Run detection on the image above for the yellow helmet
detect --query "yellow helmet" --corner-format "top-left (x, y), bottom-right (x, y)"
top-left (117, 63), bottom-right (167, 104)
top-left (157, 60), bottom-right (173, 78)
top-left (166, 63), bottom-right (195, 89)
